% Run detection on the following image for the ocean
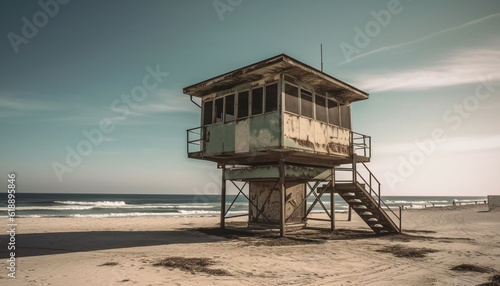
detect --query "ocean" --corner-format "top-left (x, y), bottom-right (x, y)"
top-left (0, 193), bottom-right (488, 218)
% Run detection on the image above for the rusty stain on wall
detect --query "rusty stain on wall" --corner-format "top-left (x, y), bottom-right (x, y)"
top-left (249, 181), bottom-right (305, 224)
top-left (283, 113), bottom-right (350, 156)
top-left (225, 164), bottom-right (330, 181)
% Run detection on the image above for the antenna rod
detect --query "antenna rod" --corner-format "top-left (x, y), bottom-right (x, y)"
top-left (320, 44), bottom-right (323, 72)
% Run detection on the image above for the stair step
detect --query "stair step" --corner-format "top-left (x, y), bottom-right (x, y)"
top-left (334, 162), bottom-right (401, 234)
top-left (335, 183), bottom-right (365, 190)
top-left (341, 192), bottom-right (356, 197)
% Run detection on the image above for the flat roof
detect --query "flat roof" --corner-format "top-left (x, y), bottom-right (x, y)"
top-left (183, 54), bottom-right (369, 102)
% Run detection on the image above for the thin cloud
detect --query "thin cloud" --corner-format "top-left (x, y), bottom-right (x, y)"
top-left (439, 136), bottom-right (500, 153)
top-left (0, 110), bottom-right (23, 118)
top-left (140, 148), bottom-right (158, 155)
top-left (355, 48), bottom-right (500, 92)
top-left (375, 142), bottom-right (416, 154)
top-left (0, 96), bottom-right (55, 115)
top-left (376, 135), bottom-right (500, 155)
top-left (339, 13), bottom-right (500, 65)
top-left (91, 150), bottom-right (120, 155)
top-left (136, 89), bottom-right (198, 115)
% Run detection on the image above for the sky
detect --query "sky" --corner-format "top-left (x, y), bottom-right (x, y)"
top-left (0, 0), bottom-right (499, 196)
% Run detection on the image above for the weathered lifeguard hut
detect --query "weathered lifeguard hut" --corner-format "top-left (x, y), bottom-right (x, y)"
top-left (184, 54), bottom-right (401, 236)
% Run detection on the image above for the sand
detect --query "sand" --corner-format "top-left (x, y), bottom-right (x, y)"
top-left (1, 205), bottom-right (499, 286)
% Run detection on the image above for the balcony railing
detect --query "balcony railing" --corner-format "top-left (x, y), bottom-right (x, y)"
top-left (351, 131), bottom-right (371, 159)
top-left (187, 126), bottom-right (372, 160)
top-left (187, 127), bottom-right (202, 154)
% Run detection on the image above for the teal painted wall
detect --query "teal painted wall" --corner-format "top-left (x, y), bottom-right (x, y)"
top-left (204, 112), bottom-right (281, 156)
top-left (204, 122), bottom-right (235, 155)
top-left (249, 112), bottom-right (280, 151)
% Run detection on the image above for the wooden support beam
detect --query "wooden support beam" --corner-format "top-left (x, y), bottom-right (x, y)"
top-left (399, 206), bottom-right (402, 233)
top-left (220, 165), bottom-right (226, 230)
top-left (330, 168), bottom-right (335, 231)
top-left (279, 161), bottom-right (286, 237)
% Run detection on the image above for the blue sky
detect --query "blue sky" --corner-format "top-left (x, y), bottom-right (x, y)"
top-left (1, 0), bottom-right (499, 196)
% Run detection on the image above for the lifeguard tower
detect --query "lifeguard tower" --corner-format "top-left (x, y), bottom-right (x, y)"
top-left (184, 54), bottom-right (401, 236)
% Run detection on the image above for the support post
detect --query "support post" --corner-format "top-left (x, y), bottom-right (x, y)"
top-left (348, 206), bottom-right (352, 221)
top-left (279, 161), bottom-right (286, 237)
top-left (399, 206), bottom-right (402, 233)
top-left (220, 165), bottom-right (226, 230)
top-left (330, 168), bottom-right (335, 231)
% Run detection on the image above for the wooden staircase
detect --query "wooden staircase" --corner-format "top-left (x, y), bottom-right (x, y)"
top-left (335, 155), bottom-right (401, 234)
top-left (335, 183), bottom-right (399, 234)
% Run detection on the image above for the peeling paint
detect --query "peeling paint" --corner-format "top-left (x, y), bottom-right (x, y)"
top-left (225, 164), bottom-right (330, 181)
top-left (204, 123), bottom-right (235, 155)
top-left (235, 119), bottom-right (250, 153)
top-left (283, 113), bottom-right (350, 157)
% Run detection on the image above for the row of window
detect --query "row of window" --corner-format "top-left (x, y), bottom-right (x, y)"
top-left (203, 83), bottom-right (278, 125)
top-left (284, 83), bottom-right (351, 129)
top-left (202, 81), bottom-right (351, 130)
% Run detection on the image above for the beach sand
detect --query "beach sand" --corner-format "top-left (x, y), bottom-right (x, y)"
top-left (1, 204), bottom-right (499, 286)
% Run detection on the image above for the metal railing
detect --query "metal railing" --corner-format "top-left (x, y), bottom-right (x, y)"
top-left (186, 127), bottom-right (203, 154)
top-left (335, 154), bottom-right (401, 233)
top-left (352, 155), bottom-right (401, 233)
top-left (351, 131), bottom-right (371, 159)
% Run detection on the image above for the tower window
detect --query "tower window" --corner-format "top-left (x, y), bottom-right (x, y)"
top-left (328, 99), bottom-right (340, 126)
top-left (214, 97), bottom-right (224, 123)
top-left (203, 100), bottom-right (213, 125)
top-left (340, 105), bottom-right (351, 129)
top-left (251, 87), bottom-right (263, 115)
top-left (315, 94), bottom-right (327, 123)
top-left (285, 83), bottom-right (299, 114)
top-left (300, 89), bottom-right (313, 118)
top-left (265, 83), bottom-right (278, 113)
top-left (237, 91), bottom-right (249, 119)
top-left (225, 94), bottom-right (235, 122)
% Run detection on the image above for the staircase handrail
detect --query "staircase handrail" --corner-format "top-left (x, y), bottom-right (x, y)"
top-left (352, 155), bottom-right (401, 232)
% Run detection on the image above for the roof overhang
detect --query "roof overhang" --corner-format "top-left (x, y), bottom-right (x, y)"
top-left (183, 54), bottom-right (368, 102)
